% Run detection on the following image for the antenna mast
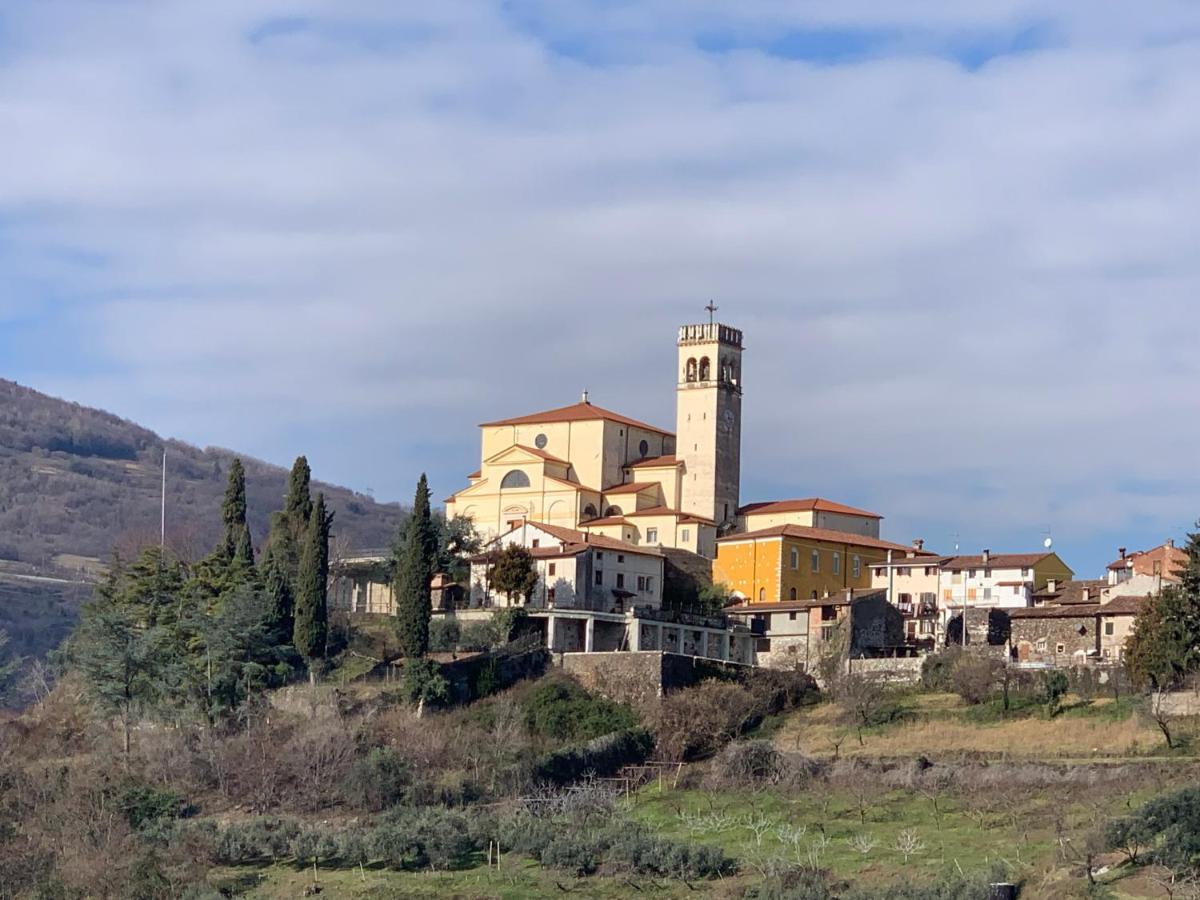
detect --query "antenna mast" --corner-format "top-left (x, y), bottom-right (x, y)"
top-left (160, 448), bottom-right (167, 549)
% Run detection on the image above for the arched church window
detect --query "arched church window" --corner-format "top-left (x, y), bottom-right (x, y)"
top-left (729, 364), bottom-right (739, 386)
top-left (789, 587), bottom-right (797, 601)
top-left (583, 503), bottom-right (598, 519)
top-left (699, 357), bottom-right (711, 381)
top-left (604, 505), bottom-right (623, 517)
top-left (721, 362), bottom-right (730, 383)
top-left (759, 588), bottom-right (766, 602)
top-left (638, 439), bottom-right (649, 457)
top-left (810, 590), bottom-right (818, 600)
top-left (500, 470), bottom-right (530, 490)
top-left (686, 358), bottom-right (697, 382)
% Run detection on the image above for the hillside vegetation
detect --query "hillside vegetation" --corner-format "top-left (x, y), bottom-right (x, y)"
top-left (0, 378), bottom-right (404, 569)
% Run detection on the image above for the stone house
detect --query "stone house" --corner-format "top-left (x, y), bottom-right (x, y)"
top-left (1008, 605), bottom-right (1100, 665)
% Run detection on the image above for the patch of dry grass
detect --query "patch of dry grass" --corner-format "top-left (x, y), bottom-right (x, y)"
top-left (775, 694), bottom-right (1175, 760)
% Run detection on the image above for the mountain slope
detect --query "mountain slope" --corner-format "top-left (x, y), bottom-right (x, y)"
top-left (0, 378), bottom-right (405, 570)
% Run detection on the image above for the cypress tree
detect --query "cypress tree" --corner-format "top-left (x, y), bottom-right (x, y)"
top-left (293, 493), bottom-right (331, 680)
top-left (234, 525), bottom-right (255, 571)
top-left (221, 458), bottom-right (250, 562)
top-left (285, 456), bottom-right (314, 527)
top-left (394, 474), bottom-right (437, 658)
top-left (261, 544), bottom-right (295, 646)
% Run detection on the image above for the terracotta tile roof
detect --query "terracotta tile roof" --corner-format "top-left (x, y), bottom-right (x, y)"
top-left (1009, 604), bottom-right (1101, 620)
top-left (580, 516), bottom-right (631, 526)
top-left (527, 521), bottom-right (663, 557)
top-left (468, 470), bottom-right (481, 479)
top-left (738, 498), bottom-right (883, 519)
top-left (543, 475), bottom-right (599, 492)
top-left (511, 444), bottom-right (570, 464)
top-left (481, 401), bottom-right (672, 436)
top-left (1100, 594), bottom-right (1150, 615)
top-left (1034, 579), bottom-right (1106, 605)
top-left (603, 481), bottom-right (659, 495)
top-left (623, 505), bottom-right (715, 525)
top-left (625, 455), bottom-right (679, 469)
top-left (942, 553), bottom-right (1055, 570)
top-left (872, 556), bottom-right (949, 568)
top-left (726, 588), bottom-right (888, 614)
top-left (718, 524), bottom-right (932, 555)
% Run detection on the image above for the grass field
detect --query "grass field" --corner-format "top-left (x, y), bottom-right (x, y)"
top-left (773, 691), bottom-right (1192, 760)
top-left (211, 693), bottom-right (1200, 899)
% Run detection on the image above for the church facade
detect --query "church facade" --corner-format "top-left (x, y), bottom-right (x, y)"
top-left (445, 320), bottom-right (745, 559)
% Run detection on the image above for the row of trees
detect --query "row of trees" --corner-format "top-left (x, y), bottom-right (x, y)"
top-left (70, 456), bottom-right (334, 749)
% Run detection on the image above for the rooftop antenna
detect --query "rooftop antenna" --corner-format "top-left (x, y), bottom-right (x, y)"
top-left (705, 300), bottom-right (719, 326)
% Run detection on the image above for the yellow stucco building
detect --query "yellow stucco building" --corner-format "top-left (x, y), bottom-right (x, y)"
top-left (713, 524), bottom-right (929, 603)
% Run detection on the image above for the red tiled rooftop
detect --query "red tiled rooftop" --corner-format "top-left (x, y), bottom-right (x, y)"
top-left (481, 401), bottom-right (671, 436)
top-left (738, 498), bottom-right (883, 519)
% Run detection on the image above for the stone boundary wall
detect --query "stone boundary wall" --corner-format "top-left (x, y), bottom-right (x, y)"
top-left (846, 656), bottom-right (924, 685)
top-left (558, 650), bottom-right (751, 705)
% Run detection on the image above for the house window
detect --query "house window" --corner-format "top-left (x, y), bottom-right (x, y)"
top-left (637, 575), bottom-right (646, 591)
top-left (594, 571), bottom-right (603, 586)
top-left (646, 527), bottom-right (658, 543)
top-left (531, 539), bottom-right (540, 548)
top-left (681, 528), bottom-right (690, 542)
top-left (1036, 638), bottom-right (1047, 652)
top-left (759, 588), bottom-right (766, 602)
top-left (596, 552), bottom-right (604, 561)
top-left (617, 554), bottom-right (625, 563)
top-left (756, 638), bottom-right (772, 653)
top-left (789, 611), bottom-right (797, 620)
top-left (548, 563), bottom-right (556, 576)
top-left (1021, 568), bottom-right (1030, 577)
top-left (982, 587), bottom-right (992, 601)
top-left (791, 548), bottom-right (800, 570)
top-left (1105, 621), bottom-right (1114, 636)
top-left (833, 553), bottom-right (841, 574)
top-left (811, 550), bottom-right (820, 573)
top-left (500, 470), bottom-right (530, 489)
top-left (967, 588), bottom-right (978, 601)
top-left (943, 589), bottom-right (952, 601)
top-left (548, 587), bottom-right (555, 603)
top-left (1012, 585), bottom-right (1020, 595)
top-left (852, 555), bottom-right (861, 578)
top-left (968, 569), bottom-right (976, 578)
top-left (924, 567), bottom-right (936, 576)
top-left (898, 567), bottom-right (911, 576)
top-left (616, 573), bottom-right (625, 589)
top-left (1056, 642), bottom-right (1066, 654)
top-left (919, 620), bottom-right (934, 635)
top-left (645, 577), bottom-right (653, 592)
top-left (1154, 561), bottom-right (1162, 575)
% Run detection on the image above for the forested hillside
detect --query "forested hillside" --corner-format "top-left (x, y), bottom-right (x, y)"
top-left (0, 378), bottom-right (404, 568)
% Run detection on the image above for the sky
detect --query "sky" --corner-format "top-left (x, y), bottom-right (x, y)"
top-left (2, 1), bottom-right (1199, 577)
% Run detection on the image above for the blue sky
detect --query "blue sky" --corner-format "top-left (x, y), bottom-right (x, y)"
top-left (3, 0), bottom-right (1200, 576)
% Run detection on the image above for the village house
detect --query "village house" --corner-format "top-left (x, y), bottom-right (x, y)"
top-left (724, 588), bottom-right (904, 670)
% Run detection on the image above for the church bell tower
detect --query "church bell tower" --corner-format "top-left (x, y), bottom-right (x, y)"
top-left (675, 310), bottom-right (742, 529)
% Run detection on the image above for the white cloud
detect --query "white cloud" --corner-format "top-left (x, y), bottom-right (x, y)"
top-left (2, 1), bottom-right (1199, 571)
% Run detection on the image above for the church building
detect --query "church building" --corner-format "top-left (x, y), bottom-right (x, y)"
top-left (445, 320), bottom-right (746, 559)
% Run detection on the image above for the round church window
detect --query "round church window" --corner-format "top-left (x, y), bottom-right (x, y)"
top-left (535, 433), bottom-right (548, 449)
top-left (638, 439), bottom-right (649, 457)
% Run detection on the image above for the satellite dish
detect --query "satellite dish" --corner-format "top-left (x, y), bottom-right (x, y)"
top-left (1044, 537), bottom-right (1054, 550)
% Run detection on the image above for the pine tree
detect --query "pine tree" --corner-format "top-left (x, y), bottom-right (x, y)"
top-left (293, 493), bottom-right (331, 679)
top-left (394, 474), bottom-right (437, 658)
top-left (221, 458), bottom-right (251, 563)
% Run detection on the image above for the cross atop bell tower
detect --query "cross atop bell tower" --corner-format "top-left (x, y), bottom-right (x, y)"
top-left (675, 313), bottom-right (743, 528)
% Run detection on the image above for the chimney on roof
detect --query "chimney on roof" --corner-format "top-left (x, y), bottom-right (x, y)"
top-left (982, 549), bottom-right (990, 565)
top-left (1119, 547), bottom-right (1127, 560)
top-left (581, 390), bottom-right (589, 403)
top-left (912, 538), bottom-right (925, 551)
top-left (1166, 538), bottom-right (1175, 549)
